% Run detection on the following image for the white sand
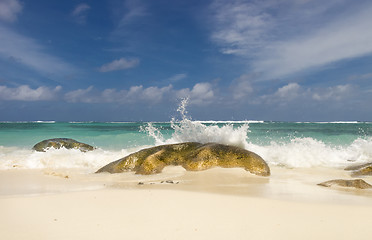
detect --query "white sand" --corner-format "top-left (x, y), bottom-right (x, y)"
top-left (1, 166), bottom-right (372, 240)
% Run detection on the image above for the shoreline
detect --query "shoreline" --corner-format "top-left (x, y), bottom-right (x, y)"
top-left (1, 166), bottom-right (372, 203)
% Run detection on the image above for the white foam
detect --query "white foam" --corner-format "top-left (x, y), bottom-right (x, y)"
top-left (1, 136), bottom-right (371, 170)
top-left (141, 98), bottom-right (250, 149)
top-left (247, 137), bottom-right (372, 168)
top-left (0, 146), bottom-right (131, 172)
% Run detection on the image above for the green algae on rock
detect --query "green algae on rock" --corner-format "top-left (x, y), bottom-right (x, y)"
top-left (317, 179), bottom-right (372, 189)
top-left (33, 138), bottom-right (95, 152)
top-left (96, 142), bottom-right (270, 176)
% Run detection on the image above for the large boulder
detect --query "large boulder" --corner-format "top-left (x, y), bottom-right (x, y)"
top-left (317, 179), bottom-right (372, 189)
top-left (96, 142), bottom-right (270, 176)
top-left (33, 138), bottom-right (95, 152)
top-left (345, 162), bottom-right (372, 176)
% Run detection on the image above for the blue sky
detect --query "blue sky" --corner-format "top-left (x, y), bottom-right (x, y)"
top-left (0, 0), bottom-right (372, 121)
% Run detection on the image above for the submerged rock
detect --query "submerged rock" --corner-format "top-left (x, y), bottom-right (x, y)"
top-left (96, 142), bottom-right (270, 176)
top-left (344, 162), bottom-right (372, 176)
top-left (33, 138), bottom-right (95, 152)
top-left (318, 179), bottom-right (372, 189)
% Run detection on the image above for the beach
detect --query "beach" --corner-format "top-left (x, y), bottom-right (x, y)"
top-left (1, 166), bottom-right (372, 240)
top-left (0, 121), bottom-right (371, 239)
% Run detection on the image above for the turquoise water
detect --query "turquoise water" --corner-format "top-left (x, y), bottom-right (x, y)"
top-left (0, 121), bottom-right (370, 148)
top-left (0, 120), bottom-right (371, 170)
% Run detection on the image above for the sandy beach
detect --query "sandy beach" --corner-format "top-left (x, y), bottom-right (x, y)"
top-left (1, 166), bottom-right (372, 240)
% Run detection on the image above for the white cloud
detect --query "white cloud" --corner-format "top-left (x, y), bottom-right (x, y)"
top-left (0, 0), bottom-right (22, 22)
top-left (177, 82), bottom-right (215, 105)
top-left (71, 3), bottom-right (91, 25)
top-left (118, 0), bottom-right (147, 27)
top-left (64, 85), bottom-right (174, 104)
top-left (0, 85), bottom-right (61, 101)
top-left (260, 82), bottom-right (356, 106)
top-left (63, 82), bottom-right (216, 106)
top-left (168, 73), bottom-right (187, 83)
top-left (348, 73), bottom-right (372, 81)
top-left (64, 86), bottom-right (95, 103)
top-left (0, 26), bottom-right (76, 76)
top-left (210, 0), bottom-right (372, 79)
top-left (98, 58), bottom-right (140, 72)
top-left (312, 84), bottom-right (354, 101)
top-left (142, 85), bottom-right (173, 102)
top-left (274, 83), bottom-right (301, 100)
top-left (229, 74), bottom-right (254, 100)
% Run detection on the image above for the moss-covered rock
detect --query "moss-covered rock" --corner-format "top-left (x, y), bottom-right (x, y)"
top-left (96, 142), bottom-right (270, 176)
top-left (33, 138), bottom-right (95, 152)
top-left (345, 162), bottom-right (372, 176)
top-left (317, 179), bottom-right (372, 189)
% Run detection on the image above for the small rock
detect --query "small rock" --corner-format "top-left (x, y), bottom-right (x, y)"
top-left (345, 162), bottom-right (372, 176)
top-left (33, 138), bottom-right (95, 152)
top-left (318, 179), bottom-right (372, 189)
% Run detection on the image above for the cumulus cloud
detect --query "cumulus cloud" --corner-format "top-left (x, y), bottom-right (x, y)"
top-left (71, 3), bottom-right (91, 25)
top-left (274, 83), bottom-right (301, 100)
top-left (177, 82), bottom-right (215, 105)
top-left (312, 84), bottom-right (354, 101)
top-left (98, 58), bottom-right (140, 72)
top-left (0, 0), bottom-right (22, 22)
top-left (209, 0), bottom-right (372, 79)
top-left (62, 82), bottom-right (216, 106)
top-left (64, 85), bottom-right (174, 104)
top-left (260, 82), bottom-right (357, 106)
top-left (0, 85), bottom-right (61, 101)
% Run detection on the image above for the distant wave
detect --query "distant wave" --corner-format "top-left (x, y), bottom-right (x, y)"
top-left (195, 120), bottom-right (264, 124)
top-left (296, 121), bottom-right (365, 124)
top-left (0, 121), bottom-right (56, 123)
top-left (32, 121), bottom-right (56, 123)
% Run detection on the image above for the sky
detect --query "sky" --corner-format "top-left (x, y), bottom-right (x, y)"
top-left (0, 0), bottom-right (372, 122)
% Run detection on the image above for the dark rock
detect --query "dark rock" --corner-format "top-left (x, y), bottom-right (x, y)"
top-left (33, 138), bottom-right (95, 152)
top-left (318, 179), bottom-right (372, 189)
top-left (96, 142), bottom-right (270, 176)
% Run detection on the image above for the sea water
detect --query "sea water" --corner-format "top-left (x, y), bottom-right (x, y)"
top-left (0, 99), bottom-right (371, 172)
top-left (0, 117), bottom-right (371, 172)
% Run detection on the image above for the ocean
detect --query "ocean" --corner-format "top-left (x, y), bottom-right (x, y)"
top-left (0, 119), bottom-right (371, 172)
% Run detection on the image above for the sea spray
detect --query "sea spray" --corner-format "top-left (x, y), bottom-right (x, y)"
top-left (142, 98), bottom-right (251, 148)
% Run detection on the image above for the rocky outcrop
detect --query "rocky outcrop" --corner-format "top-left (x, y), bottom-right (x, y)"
top-left (344, 163), bottom-right (372, 176)
top-left (33, 138), bottom-right (95, 152)
top-left (96, 142), bottom-right (270, 176)
top-left (317, 179), bottom-right (372, 189)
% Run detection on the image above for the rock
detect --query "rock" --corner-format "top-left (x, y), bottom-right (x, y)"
top-left (344, 162), bottom-right (372, 176)
top-left (33, 138), bottom-right (95, 152)
top-left (96, 142), bottom-right (270, 176)
top-left (317, 179), bottom-right (372, 189)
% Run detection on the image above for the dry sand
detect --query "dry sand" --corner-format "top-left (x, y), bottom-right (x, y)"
top-left (1, 166), bottom-right (372, 240)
